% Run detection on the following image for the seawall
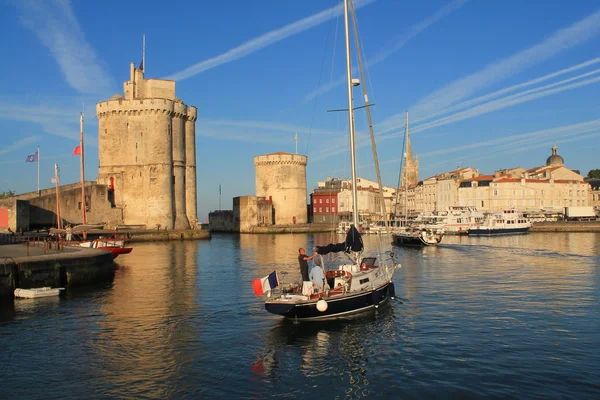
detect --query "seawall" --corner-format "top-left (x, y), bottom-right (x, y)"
top-left (0, 244), bottom-right (115, 298)
top-left (530, 221), bottom-right (600, 232)
top-left (241, 224), bottom-right (336, 234)
top-left (127, 229), bottom-right (211, 242)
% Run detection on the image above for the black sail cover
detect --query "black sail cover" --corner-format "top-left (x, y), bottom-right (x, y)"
top-left (316, 225), bottom-right (364, 255)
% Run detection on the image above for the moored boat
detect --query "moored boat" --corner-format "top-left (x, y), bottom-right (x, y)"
top-left (468, 209), bottom-right (531, 236)
top-left (14, 287), bottom-right (64, 298)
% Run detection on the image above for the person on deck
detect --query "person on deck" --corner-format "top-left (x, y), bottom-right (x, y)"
top-left (298, 248), bottom-right (317, 282)
top-left (309, 263), bottom-right (326, 293)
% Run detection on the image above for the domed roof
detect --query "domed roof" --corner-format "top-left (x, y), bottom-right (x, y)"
top-left (546, 143), bottom-right (564, 166)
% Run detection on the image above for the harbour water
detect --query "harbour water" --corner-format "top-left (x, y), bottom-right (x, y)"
top-left (1, 232), bottom-right (599, 399)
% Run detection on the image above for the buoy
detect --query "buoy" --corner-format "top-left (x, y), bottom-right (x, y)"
top-left (316, 299), bottom-right (328, 312)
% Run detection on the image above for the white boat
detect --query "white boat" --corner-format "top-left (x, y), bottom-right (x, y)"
top-left (14, 287), bottom-right (64, 298)
top-left (430, 206), bottom-right (485, 235)
top-left (258, 0), bottom-right (401, 321)
top-left (468, 209), bottom-right (532, 236)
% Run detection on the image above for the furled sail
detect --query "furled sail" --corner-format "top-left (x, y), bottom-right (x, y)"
top-left (316, 225), bottom-right (363, 255)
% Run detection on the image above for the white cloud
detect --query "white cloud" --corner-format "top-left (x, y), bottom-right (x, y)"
top-left (165, 0), bottom-right (376, 81)
top-left (0, 101), bottom-right (97, 143)
top-left (0, 136), bottom-right (42, 155)
top-left (410, 8), bottom-right (600, 120)
top-left (14, 0), bottom-right (114, 94)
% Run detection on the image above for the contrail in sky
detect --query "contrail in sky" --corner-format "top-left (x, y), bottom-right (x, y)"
top-left (13, 0), bottom-right (114, 94)
top-left (165, 0), bottom-right (376, 81)
top-left (303, 0), bottom-right (471, 100)
top-left (409, 8), bottom-right (600, 120)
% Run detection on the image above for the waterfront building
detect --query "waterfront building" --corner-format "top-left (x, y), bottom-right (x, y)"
top-left (458, 145), bottom-right (590, 211)
top-left (587, 179), bottom-right (600, 208)
top-left (96, 62), bottom-right (198, 230)
top-left (395, 167), bottom-right (479, 215)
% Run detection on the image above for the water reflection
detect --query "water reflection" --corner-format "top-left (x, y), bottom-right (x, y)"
top-left (0, 233), bottom-right (598, 399)
top-left (93, 241), bottom-right (200, 398)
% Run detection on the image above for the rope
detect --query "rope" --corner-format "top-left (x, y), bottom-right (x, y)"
top-left (305, 0), bottom-right (338, 155)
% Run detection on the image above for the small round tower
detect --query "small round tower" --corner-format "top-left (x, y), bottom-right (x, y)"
top-left (254, 152), bottom-right (308, 225)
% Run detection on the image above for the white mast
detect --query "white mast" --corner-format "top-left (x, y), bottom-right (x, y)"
top-left (403, 110), bottom-right (408, 224)
top-left (37, 145), bottom-right (40, 195)
top-left (344, 0), bottom-right (359, 230)
top-left (54, 163), bottom-right (62, 230)
top-left (142, 34), bottom-right (146, 73)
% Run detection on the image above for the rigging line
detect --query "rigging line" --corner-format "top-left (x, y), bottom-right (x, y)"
top-left (306, 0), bottom-right (338, 156)
top-left (393, 114), bottom-right (407, 219)
top-left (351, 0), bottom-right (377, 105)
top-left (330, 10), bottom-right (340, 81)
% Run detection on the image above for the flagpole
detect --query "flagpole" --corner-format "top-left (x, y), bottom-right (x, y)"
top-left (219, 184), bottom-right (221, 211)
top-left (54, 163), bottom-right (62, 230)
top-left (80, 113), bottom-right (87, 225)
top-left (37, 145), bottom-right (40, 195)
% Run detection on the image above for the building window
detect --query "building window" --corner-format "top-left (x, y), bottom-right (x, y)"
top-left (326, 198), bottom-right (329, 203)
top-left (332, 207), bottom-right (335, 213)
top-left (481, 201), bottom-right (484, 208)
top-left (332, 198), bottom-right (336, 204)
top-left (319, 207), bottom-right (322, 212)
top-left (326, 207), bottom-right (329, 212)
top-left (494, 190), bottom-right (498, 196)
top-left (314, 207), bottom-right (317, 213)
top-left (319, 199), bottom-right (322, 204)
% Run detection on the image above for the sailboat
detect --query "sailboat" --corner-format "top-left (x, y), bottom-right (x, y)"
top-left (259, 0), bottom-right (401, 321)
top-left (391, 112), bottom-right (443, 247)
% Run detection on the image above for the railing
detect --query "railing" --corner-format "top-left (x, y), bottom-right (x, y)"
top-left (0, 233), bottom-right (64, 255)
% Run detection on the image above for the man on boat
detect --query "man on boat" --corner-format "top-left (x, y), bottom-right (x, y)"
top-left (298, 248), bottom-right (318, 282)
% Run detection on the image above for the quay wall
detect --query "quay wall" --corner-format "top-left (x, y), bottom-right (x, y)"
top-left (530, 221), bottom-right (600, 232)
top-left (127, 229), bottom-right (210, 242)
top-left (0, 246), bottom-right (115, 298)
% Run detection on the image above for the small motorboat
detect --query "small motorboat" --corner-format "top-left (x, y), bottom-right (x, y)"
top-left (392, 226), bottom-right (444, 247)
top-left (14, 287), bottom-right (64, 298)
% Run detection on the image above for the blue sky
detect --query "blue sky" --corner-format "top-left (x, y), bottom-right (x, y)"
top-left (1, 0), bottom-right (599, 221)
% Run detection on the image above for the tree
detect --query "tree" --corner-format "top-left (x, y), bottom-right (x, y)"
top-left (0, 190), bottom-right (15, 199)
top-left (587, 169), bottom-right (600, 179)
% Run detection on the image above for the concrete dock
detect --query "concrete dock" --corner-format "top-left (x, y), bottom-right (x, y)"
top-left (0, 243), bottom-right (115, 298)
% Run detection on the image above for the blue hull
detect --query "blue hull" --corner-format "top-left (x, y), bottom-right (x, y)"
top-left (265, 282), bottom-right (395, 321)
top-left (468, 227), bottom-right (530, 236)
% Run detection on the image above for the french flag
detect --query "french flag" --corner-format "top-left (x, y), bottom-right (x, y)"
top-left (253, 271), bottom-right (279, 296)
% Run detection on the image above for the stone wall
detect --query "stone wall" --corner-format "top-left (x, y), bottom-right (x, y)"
top-left (0, 183), bottom-right (122, 230)
top-left (254, 153), bottom-right (307, 225)
top-left (208, 210), bottom-right (234, 232)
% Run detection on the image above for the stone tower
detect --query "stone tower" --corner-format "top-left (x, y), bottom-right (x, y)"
top-left (96, 63), bottom-right (198, 230)
top-left (254, 152), bottom-right (307, 225)
top-left (401, 131), bottom-right (419, 188)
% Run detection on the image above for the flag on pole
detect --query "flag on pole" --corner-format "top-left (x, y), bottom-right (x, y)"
top-left (253, 271), bottom-right (280, 296)
top-left (73, 145), bottom-right (82, 155)
top-left (26, 151), bottom-right (39, 162)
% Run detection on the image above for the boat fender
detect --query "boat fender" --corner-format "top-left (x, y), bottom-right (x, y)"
top-left (316, 299), bottom-right (328, 312)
